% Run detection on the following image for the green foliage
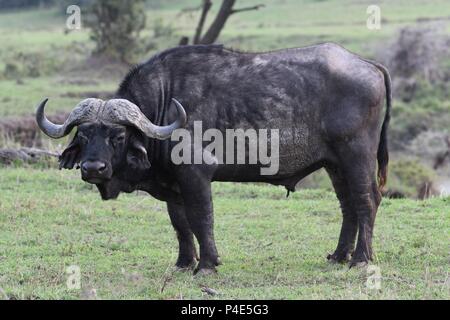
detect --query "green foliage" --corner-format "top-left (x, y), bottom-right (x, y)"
top-left (86, 0), bottom-right (147, 63)
top-left (390, 80), bottom-right (450, 149)
top-left (1, 51), bottom-right (64, 80)
top-left (388, 158), bottom-right (437, 198)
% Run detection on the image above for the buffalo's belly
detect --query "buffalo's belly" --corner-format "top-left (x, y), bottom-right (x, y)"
top-left (211, 126), bottom-right (326, 182)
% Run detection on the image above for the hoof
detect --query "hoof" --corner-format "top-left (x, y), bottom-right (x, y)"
top-left (327, 252), bottom-right (351, 264)
top-left (194, 267), bottom-right (217, 276)
top-left (174, 259), bottom-right (197, 272)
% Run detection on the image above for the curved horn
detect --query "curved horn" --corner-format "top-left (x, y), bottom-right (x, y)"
top-left (103, 98), bottom-right (187, 140)
top-left (36, 98), bottom-right (103, 139)
top-left (155, 98), bottom-right (187, 139)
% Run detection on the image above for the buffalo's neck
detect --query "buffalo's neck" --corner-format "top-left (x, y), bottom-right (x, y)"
top-left (115, 69), bottom-right (174, 168)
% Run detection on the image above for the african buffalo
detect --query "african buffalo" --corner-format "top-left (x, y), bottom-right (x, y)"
top-left (36, 43), bottom-right (391, 274)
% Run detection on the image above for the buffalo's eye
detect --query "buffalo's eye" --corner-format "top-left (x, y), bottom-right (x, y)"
top-left (112, 134), bottom-right (125, 146)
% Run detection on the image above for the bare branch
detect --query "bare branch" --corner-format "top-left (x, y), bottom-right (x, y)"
top-left (194, 0), bottom-right (212, 44)
top-left (231, 4), bottom-right (265, 15)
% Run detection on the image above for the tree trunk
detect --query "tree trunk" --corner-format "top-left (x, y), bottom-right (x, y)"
top-left (199, 0), bottom-right (236, 44)
top-left (179, 0), bottom-right (264, 45)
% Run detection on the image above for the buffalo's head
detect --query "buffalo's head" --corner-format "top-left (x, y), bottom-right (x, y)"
top-left (35, 98), bottom-right (186, 199)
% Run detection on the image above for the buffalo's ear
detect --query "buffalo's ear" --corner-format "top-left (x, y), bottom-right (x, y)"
top-left (127, 139), bottom-right (151, 170)
top-left (59, 135), bottom-right (81, 170)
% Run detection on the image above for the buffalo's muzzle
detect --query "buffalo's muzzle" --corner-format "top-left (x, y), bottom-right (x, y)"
top-left (81, 160), bottom-right (110, 183)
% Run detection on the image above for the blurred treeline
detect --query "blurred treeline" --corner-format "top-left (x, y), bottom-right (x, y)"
top-left (0, 0), bottom-right (169, 10)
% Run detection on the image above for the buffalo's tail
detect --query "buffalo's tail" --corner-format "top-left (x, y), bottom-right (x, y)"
top-left (363, 59), bottom-right (392, 191)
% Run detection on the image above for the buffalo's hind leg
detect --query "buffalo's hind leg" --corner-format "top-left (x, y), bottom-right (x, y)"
top-left (349, 173), bottom-right (381, 267)
top-left (167, 202), bottom-right (199, 270)
top-left (326, 166), bottom-right (358, 263)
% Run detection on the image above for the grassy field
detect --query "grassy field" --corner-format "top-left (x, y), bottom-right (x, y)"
top-left (0, 168), bottom-right (448, 299)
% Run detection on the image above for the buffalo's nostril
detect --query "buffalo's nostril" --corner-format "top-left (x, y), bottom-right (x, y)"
top-left (81, 163), bottom-right (89, 173)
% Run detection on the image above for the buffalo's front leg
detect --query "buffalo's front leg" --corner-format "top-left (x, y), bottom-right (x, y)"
top-left (177, 177), bottom-right (220, 274)
top-left (167, 202), bottom-right (198, 270)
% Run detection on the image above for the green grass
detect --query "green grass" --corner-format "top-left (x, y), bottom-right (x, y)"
top-left (0, 77), bottom-right (117, 117)
top-left (0, 168), bottom-right (448, 299)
